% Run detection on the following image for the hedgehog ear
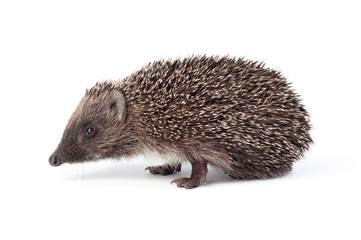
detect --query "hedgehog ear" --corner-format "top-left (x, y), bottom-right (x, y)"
top-left (108, 91), bottom-right (126, 122)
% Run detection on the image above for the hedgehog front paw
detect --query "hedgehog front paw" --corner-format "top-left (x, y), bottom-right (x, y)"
top-left (145, 163), bottom-right (181, 176)
top-left (171, 177), bottom-right (207, 189)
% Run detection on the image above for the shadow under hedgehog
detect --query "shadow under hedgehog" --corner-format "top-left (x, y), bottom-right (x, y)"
top-left (49, 56), bottom-right (312, 189)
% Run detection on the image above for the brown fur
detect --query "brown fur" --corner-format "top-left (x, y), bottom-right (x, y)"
top-left (50, 55), bottom-right (313, 188)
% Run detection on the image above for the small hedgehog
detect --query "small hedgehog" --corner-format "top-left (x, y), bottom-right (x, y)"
top-left (49, 56), bottom-right (312, 189)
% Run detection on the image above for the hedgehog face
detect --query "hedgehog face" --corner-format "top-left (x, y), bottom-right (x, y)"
top-left (49, 123), bottom-right (101, 166)
top-left (49, 90), bottom-right (126, 166)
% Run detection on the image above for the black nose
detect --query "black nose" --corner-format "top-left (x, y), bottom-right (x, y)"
top-left (49, 154), bottom-right (62, 166)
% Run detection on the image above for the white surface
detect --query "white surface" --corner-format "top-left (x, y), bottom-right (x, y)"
top-left (0, 0), bottom-right (360, 239)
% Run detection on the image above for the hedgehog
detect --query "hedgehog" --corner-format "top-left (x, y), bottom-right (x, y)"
top-left (49, 56), bottom-right (312, 189)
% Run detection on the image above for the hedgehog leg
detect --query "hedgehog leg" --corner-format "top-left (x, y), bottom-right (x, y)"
top-left (145, 163), bottom-right (181, 176)
top-left (171, 161), bottom-right (207, 189)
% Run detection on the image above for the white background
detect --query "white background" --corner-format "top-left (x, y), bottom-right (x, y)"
top-left (0, 0), bottom-right (360, 239)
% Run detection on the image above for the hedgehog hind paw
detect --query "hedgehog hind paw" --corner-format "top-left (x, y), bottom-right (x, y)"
top-left (171, 177), bottom-right (207, 189)
top-left (171, 161), bottom-right (208, 189)
top-left (145, 163), bottom-right (181, 176)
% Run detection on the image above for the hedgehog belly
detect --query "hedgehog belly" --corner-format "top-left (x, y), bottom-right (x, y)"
top-left (141, 148), bottom-right (185, 165)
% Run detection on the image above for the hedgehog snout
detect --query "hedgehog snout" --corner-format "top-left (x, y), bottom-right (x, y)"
top-left (49, 154), bottom-right (62, 167)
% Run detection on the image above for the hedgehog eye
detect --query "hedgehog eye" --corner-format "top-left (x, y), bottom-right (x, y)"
top-left (84, 127), bottom-right (95, 135)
